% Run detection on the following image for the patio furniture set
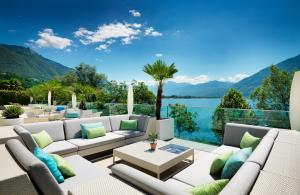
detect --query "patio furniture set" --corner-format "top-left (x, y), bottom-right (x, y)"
top-left (1, 114), bottom-right (300, 194)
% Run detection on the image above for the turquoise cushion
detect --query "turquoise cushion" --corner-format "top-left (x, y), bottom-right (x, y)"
top-left (221, 147), bottom-right (252, 179)
top-left (34, 147), bottom-right (64, 183)
top-left (65, 110), bottom-right (80, 118)
top-left (80, 122), bottom-right (103, 138)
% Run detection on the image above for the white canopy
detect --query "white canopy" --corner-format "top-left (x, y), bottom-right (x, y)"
top-left (290, 71), bottom-right (300, 130)
top-left (72, 94), bottom-right (77, 109)
top-left (48, 91), bottom-right (51, 106)
top-left (127, 85), bottom-right (134, 115)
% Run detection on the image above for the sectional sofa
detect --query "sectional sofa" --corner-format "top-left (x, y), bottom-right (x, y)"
top-left (111, 123), bottom-right (298, 195)
top-left (14, 114), bottom-right (152, 157)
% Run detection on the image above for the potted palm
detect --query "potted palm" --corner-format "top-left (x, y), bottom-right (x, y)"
top-left (2, 105), bottom-right (24, 125)
top-left (148, 132), bottom-right (158, 150)
top-left (143, 60), bottom-right (177, 140)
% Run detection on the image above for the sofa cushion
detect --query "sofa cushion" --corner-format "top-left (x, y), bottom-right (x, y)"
top-left (14, 125), bottom-right (38, 152)
top-left (130, 115), bottom-right (150, 132)
top-left (247, 136), bottom-right (274, 168)
top-left (21, 121), bottom-right (65, 142)
top-left (186, 179), bottom-right (229, 195)
top-left (109, 115), bottom-right (130, 131)
top-left (165, 178), bottom-right (193, 191)
top-left (219, 162), bottom-right (260, 195)
top-left (58, 155), bottom-right (104, 193)
top-left (275, 130), bottom-right (300, 145)
top-left (32, 130), bottom-right (53, 148)
top-left (86, 126), bottom-right (106, 139)
top-left (5, 139), bottom-right (64, 195)
top-left (34, 147), bottom-right (64, 183)
top-left (80, 122), bottom-right (103, 138)
top-left (173, 151), bottom-right (219, 186)
top-left (63, 117), bottom-right (112, 140)
top-left (50, 154), bottom-right (76, 177)
top-left (43, 141), bottom-right (78, 155)
top-left (221, 148), bottom-right (252, 179)
top-left (120, 119), bottom-right (138, 130)
top-left (67, 133), bottom-right (125, 150)
top-left (212, 145), bottom-right (240, 155)
top-left (265, 129), bottom-right (279, 140)
top-left (210, 151), bottom-right (234, 175)
top-left (240, 132), bottom-right (261, 150)
top-left (113, 130), bottom-right (146, 139)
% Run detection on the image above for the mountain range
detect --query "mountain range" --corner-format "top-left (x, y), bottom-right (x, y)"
top-left (0, 44), bottom-right (72, 80)
top-left (150, 54), bottom-right (300, 97)
top-left (1, 43), bottom-right (300, 97)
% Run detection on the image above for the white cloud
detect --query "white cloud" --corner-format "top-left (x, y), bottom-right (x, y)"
top-left (145, 27), bottom-right (162, 37)
top-left (129, 10), bottom-right (141, 17)
top-left (96, 40), bottom-right (115, 52)
top-left (74, 22), bottom-right (141, 48)
top-left (74, 22), bottom-right (162, 51)
top-left (155, 53), bottom-right (163, 57)
top-left (170, 75), bottom-right (210, 85)
top-left (64, 48), bottom-right (72, 52)
top-left (29, 28), bottom-right (72, 49)
top-left (219, 74), bottom-right (249, 83)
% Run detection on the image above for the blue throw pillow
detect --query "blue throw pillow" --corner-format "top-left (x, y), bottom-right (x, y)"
top-left (55, 106), bottom-right (65, 112)
top-left (34, 147), bottom-right (64, 183)
top-left (80, 122), bottom-right (103, 138)
top-left (221, 147), bottom-right (252, 179)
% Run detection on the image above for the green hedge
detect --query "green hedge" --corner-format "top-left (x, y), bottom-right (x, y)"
top-left (0, 90), bottom-right (30, 105)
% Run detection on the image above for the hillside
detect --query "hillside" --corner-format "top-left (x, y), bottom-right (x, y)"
top-left (0, 44), bottom-right (72, 80)
top-left (150, 81), bottom-right (233, 97)
top-left (233, 54), bottom-right (300, 96)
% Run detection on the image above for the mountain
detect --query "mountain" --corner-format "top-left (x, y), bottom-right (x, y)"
top-left (0, 44), bottom-right (72, 80)
top-left (233, 54), bottom-right (300, 96)
top-left (150, 81), bottom-right (233, 97)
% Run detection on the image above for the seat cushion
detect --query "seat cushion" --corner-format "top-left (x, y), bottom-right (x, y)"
top-left (212, 145), bottom-right (240, 155)
top-left (165, 178), bottom-right (193, 191)
top-left (59, 155), bottom-right (104, 193)
top-left (173, 151), bottom-right (219, 186)
top-left (275, 130), bottom-right (300, 145)
top-left (43, 141), bottom-right (78, 155)
top-left (63, 117), bottom-right (112, 139)
top-left (109, 115), bottom-right (130, 131)
top-left (129, 115), bottom-right (150, 132)
top-left (67, 133), bottom-right (125, 150)
top-left (113, 130), bottom-right (145, 139)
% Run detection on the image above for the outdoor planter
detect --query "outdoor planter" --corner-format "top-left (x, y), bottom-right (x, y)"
top-left (156, 118), bottom-right (174, 140)
top-left (2, 117), bottom-right (24, 126)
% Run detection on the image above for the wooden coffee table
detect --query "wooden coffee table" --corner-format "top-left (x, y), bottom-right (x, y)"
top-left (113, 140), bottom-right (194, 179)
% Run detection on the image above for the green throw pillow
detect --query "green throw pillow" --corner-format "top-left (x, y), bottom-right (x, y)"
top-left (32, 130), bottom-right (53, 148)
top-left (210, 151), bottom-right (233, 175)
top-left (186, 179), bottom-right (229, 195)
top-left (240, 132), bottom-right (261, 150)
top-left (120, 120), bottom-right (138, 130)
top-left (50, 154), bottom-right (76, 177)
top-left (86, 126), bottom-right (106, 139)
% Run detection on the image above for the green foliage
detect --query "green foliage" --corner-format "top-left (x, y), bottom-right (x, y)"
top-left (132, 81), bottom-right (155, 105)
top-left (0, 78), bottom-right (23, 90)
top-left (0, 90), bottom-right (30, 105)
top-left (103, 81), bottom-right (128, 103)
top-left (143, 60), bottom-right (178, 119)
top-left (169, 103), bottom-right (198, 137)
top-left (2, 105), bottom-right (24, 119)
top-left (251, 65), bottom-right (293, 111)
top-left (148, 132), bottom-right (158, 143)
top-left (212, 88), bottom-right (250, 131)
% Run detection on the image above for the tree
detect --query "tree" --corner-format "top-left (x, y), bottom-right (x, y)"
top-left (212, 88), bottom-right (250, 131)
top-left (169, 104), bottom-right (198, 137)
top-left (0, 78), bottom-right (23, 90)
top-left (251, 65), bottom-right (293, 111)
top-left (74, 63), bottom-right (107, 87)
top-left (143, 60), bottom-right (178, 119)
top-left (132, 81), bottom-right (155, 105)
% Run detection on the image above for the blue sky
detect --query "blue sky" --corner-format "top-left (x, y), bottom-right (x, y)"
top-left (1, 0), bottom-right (300, 84)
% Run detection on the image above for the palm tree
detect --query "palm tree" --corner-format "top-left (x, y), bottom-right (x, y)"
top-left (143, 60), bottom-right (178, 119)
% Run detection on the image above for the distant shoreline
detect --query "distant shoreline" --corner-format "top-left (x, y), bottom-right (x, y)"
top-left (163, 96), bottom-right (220, 99)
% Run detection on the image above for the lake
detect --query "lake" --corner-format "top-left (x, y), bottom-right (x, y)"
top-left (162, 98), bottom-right (223, 145)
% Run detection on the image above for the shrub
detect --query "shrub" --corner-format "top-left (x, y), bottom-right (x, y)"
top-left (2, 105), bottom-right (24, 119)
top-left (0, 90), bottom-right (30, 105)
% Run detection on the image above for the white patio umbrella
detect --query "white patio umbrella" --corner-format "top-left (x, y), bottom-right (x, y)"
top-left (127, 84), bottom-right (134, 115)
top-left (290, 71), bottom-right (300, 130)
top-left (72, 93), bottom-right (77, 109)
top-left (48, 91), bottom-right (51, 106)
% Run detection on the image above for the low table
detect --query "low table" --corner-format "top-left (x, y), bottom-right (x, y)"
top-left (113, 140), bottom-right (194, 179)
